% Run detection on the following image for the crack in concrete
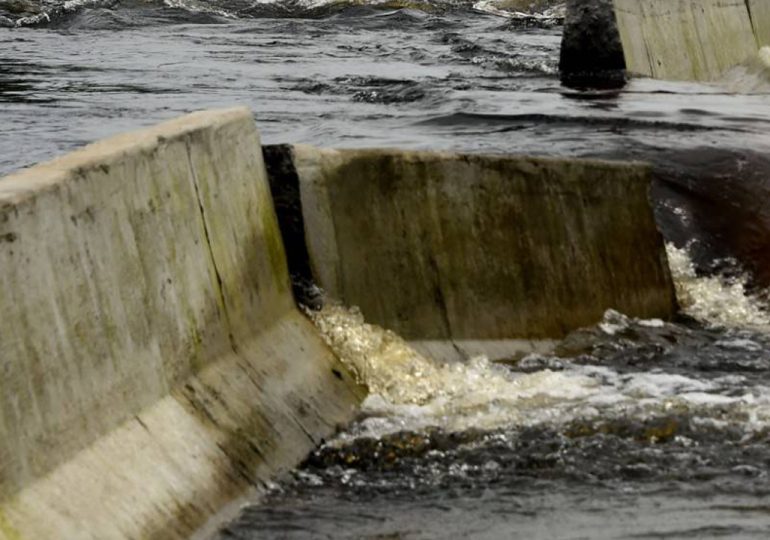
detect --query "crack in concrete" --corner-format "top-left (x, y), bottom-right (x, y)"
top-left (427, 253), bottom-right (453, 341)
top-left (745, 0), bottom-right (760, 48)
top-left (288, 410), bottom-right (318, 446)
top-left (185, 140), bottom-right (238, 355)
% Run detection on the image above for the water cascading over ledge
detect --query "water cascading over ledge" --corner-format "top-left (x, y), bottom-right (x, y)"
top-left (0, 108), bottom-right (676, 538)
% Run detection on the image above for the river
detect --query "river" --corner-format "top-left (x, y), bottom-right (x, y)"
top-left (2, 1), bottom-right (770, 538)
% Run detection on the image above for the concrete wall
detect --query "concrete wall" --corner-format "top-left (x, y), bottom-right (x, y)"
top-left (614, 0), bottom-right (760, 81)
top-left (269, 145), bottom-right (676, 353)
top-left (562, 0), bottom-right (769, 83)
top-left (0, 109), bottom-right (363, 540)
top-left (750, 0), bottom-right (770, 47)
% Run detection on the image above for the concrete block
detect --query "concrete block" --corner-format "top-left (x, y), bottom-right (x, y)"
top-left (0, 109), bottom-right (362, 539)
top-left (267, 145), bottom-right (676, 349)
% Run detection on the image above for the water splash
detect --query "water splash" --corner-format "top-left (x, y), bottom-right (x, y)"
top-left (473, 0), bottom-right (564, 22)
top-left (10, 0), bottom-right (109, 26)
top-left (310, 303), bottom-right (602, 436)
top-left (666, 243), bottom-right (770, 329)
top-left (719, 46), bottom-right (770, 93)
top-left (162, 0), bottom-right (237, 18)
top-left (309, 303), bottom-right (770, 442)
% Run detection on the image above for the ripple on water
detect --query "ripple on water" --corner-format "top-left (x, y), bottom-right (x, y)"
top-left (210, 296), bottom-right (770, 538)
top-left (2, 3), bottom-right (770, 537)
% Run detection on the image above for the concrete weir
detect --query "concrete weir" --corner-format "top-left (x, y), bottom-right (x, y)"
top-left (265, 145), bottom-right (677, 361)
top-left (0, 108), bottom-right (363, 540)
top-left (0, 108), bottom-right (677, 538)
top-left (562, 0), bottom-right (770, 83)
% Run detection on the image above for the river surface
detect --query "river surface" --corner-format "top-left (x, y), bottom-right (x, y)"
top-left (2, 1), bottom-right (770, 538)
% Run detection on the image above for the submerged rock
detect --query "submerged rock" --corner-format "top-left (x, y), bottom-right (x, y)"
top-left (559, 0), bottom-right (626, 88)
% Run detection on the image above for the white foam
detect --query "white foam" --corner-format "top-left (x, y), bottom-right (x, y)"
top-left (309, 243), bottom-right (770, 442)
top-left (310, 303), bottom-right (770, 442)
top-left (311, 304), bottom-right (606, 437)
top-left (678, 392), bottom-right (738, 406)
top-left (619, 372), bottom-right (714, 399)
top-left (598, 309), bottom-right (631, 335)
top-left (715, 338), bottom-right (763, 352)
top-left (666, 243), bottom-right (770, 329)
top-left (473, 0), bottom-right (565, 22)
top-left (162, 0), bottom-right (237, 18)
top-left (638, 318), bottom-right (665, 328)
top-left (13, 0), bottom-right (105, 26)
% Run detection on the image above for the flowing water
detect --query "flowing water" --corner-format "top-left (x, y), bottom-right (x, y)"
top-left (2, 1), bottom-right (770, 538)
top-left (214, 263), bottom-right (770, 539)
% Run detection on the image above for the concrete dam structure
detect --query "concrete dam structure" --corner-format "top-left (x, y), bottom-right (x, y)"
top-left (0, 109), bottom-right (676, 538)
top-left (562, 0), bottom-right (770, 83)
top-left (0, 109), bottom-right (364, 540)
top-left (265, 145), bottom-right (676, 361)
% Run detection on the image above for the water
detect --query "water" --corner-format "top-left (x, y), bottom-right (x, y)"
top-left (1, 0), bottom-right (768, 176)
top-left (210, 296), bottom-right (770, 539)
top-left (3, 1), bottom-right (770, 538)
top-left (215, 291), bottom-right (770, 539)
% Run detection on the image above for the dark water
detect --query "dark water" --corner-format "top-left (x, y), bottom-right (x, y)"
top-left (211, 309), bottom-right (770, 540)
top-left (1, 0), bottom-right (768, 177)
top-left (3, 2), bottom-right (770, 538)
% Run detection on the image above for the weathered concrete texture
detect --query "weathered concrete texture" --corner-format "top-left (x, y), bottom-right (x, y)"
top-left (277, 145), bottom-right (676, 344)
top-left (0, 109), bottom-right (363, 540)
top-left (612, 0), bottom-right (762, 81)
top-left (563, 0), bottom-right (769, 82)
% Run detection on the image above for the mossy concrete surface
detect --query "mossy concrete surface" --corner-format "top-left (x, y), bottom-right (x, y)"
top-left (0, 109), bottom-right (362, 539)
top-left (612, 0), bottom-right (763, 80)
top-left (286, 146), bottom-right (676, 349)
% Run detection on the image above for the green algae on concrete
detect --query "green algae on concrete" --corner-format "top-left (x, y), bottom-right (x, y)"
top-left (0, 109), bottom-right (362, 540)
top-left (0, 512), bottom-right (21, 540)
top-left (279, 146), bottom-right (676, 348)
